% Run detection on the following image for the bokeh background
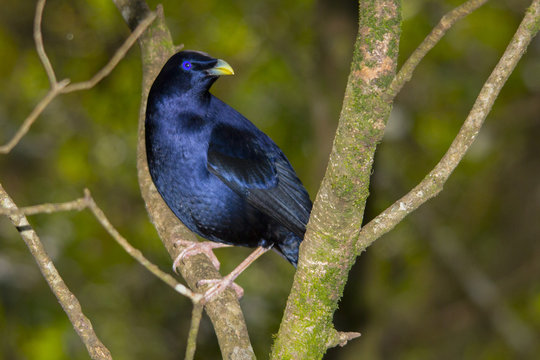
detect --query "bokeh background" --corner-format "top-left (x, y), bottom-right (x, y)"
top-left (1, 0), bottom-right (539, 359)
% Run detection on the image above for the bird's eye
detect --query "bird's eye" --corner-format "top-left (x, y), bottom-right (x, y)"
top-left (182, 61), bottom-right (192, 70)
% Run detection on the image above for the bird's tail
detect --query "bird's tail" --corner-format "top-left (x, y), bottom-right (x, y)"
top-left (274, 232), bottom-right (302, 268)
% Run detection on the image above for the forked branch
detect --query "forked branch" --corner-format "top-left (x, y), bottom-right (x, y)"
top-left (389, 0), bottom-right (490, 98)
top-left (0, 0), bottom-right (156, 154)
top-left (0, 185), bottom-right (206, 358)
top-left (0, 184), bottom-right (113, 360)
top-left (358, 0), bottom-right (540, 253)
top-left (0, 189), bottom-right (202, 303)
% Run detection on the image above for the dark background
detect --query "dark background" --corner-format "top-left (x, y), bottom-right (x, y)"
top-left (1, 0), bottom-right (539, 358)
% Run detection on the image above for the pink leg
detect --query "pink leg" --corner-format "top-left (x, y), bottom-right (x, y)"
top-left (198, 246), bottom-right (270, 302)
top-left (173, 240), bottom-right (231, 272)
top-left (198, 279), bottom-right (246, 299)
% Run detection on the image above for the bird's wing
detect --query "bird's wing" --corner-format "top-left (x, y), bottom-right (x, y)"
top-left (207, 124), bottom-right (312, 238)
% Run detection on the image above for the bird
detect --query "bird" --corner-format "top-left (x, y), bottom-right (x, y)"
top-left (145, 50), bottom-right (312, 300)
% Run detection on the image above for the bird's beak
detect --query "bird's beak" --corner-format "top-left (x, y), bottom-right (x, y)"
top-left (207, 59), bottom-right (235, 76)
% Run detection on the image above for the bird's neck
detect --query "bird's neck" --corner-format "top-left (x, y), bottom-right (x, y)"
top-left (189, 88), bottom-right (212, 107)
top-left (162, 88), bottom-right (212, 115)
top-left (147, 88), bottom-right (216, 140)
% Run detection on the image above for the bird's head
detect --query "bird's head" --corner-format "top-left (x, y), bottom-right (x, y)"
top-left (153, 50), bottom-right (234, 96)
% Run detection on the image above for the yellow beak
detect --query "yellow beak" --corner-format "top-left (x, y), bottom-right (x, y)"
top-left (207, 59), bottom-right (235, 76)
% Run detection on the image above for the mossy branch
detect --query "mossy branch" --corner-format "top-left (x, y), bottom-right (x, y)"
top-left (271, 1), bottom-right (402, 358)
top-left (357, 0), bottom-right (540, 254)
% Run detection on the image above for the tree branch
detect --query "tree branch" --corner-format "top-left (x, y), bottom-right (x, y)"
top-left (389, 0), bottom-right (490, 98)
top-left (185, 304), bottom-right (204, 360)
top-left (83, 190), bottom-right (202, 302)
top-left (357, 0), bottom-right (540, 255)
top-left (0, 193), bottom-right (87, 216)
top-left (272, 1), bottom-right (401, 358)
top-left (34, 0), bottom-right (57, 86)
top-left (112, 1), bottom-right (256, 358)
top-left (1, 188), bottom-right (210, 357)
top-left (0, 1), bottom-right (155, 154)
top-left (0, 190), bottom-right (202, 303)
top-left (325, 329), bottom-right (361, 349)
top-left (63, 13), bottom-right (156, 93)
top-left (0, 80), bottom-right (68, 154)
top-left (0, 184), bottom-right (112, 360)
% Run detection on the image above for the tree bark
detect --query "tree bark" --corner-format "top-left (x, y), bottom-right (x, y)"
top-left (112, 1), bottom-right (256, 358)
top-left (271, 1), bottom-right (401, 358)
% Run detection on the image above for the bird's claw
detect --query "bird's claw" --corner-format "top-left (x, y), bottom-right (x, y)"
top-left (198, 277), bottom-right (244, 302)
top-left (197, 246), bottom-right (269, 302)
top-left (173, 240), bottom-right (231, 273)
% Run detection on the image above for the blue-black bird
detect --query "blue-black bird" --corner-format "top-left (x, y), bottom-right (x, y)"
top-left (145, 50), bottom-right (312, 298)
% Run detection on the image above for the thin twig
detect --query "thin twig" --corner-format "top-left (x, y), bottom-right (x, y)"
top-left (34, 0), bottom-right (56, 86)
top-left (0, 189), bottom-right (202, 303)
top-left (357, 0), bottom-right (540, 253)
top-left (325, 329), bottom-right (361, 349)
top-left (0, 4), bottom-right (155, 155)
top-left (185, 303), bottom-right (204, 360)
top-left (0, 194), bottom-right (87, 216)
top-left (389, 0), bottom-right (489, 98)
top-left (0, 80), bottom-right (69, 154)
top-left (0, 184), bottom-right (112, 360)
top-left (63, 12), bottom-right (157, 93)
top-left (84, 189), bottom-right (202, 303)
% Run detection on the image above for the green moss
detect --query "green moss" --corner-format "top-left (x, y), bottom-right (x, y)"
top-left (388, 36), bottom-right (400, 59)
top-left (526, 4), bottom-right (540, 33)
top-left (376, 73), bottom-right (395, 89)
top-left (160, 38), bottom-right (174, 51)
top-left (332, 175), bottom-right (355, 198)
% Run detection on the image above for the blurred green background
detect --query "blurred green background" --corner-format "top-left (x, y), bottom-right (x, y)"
top-left (1, 0), bottom-right (539, 359)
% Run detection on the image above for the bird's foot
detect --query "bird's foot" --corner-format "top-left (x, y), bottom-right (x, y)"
top-left (198, 276), bottom-right (245, 302)
top-left (199, 246), bottom-right (271, 302)
top-left (173, 240), bottom-right (231, 272)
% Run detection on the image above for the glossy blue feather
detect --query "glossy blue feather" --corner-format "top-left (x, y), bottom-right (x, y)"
top-left (145, 51), bottom-right (312, 266)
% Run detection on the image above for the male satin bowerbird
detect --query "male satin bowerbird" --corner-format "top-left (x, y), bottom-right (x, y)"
top-left (145, 50), bottom-right (312, 300)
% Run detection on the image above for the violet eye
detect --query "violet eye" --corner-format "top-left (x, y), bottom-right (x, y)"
top-left (182, 61), bottom-right (192, 70)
